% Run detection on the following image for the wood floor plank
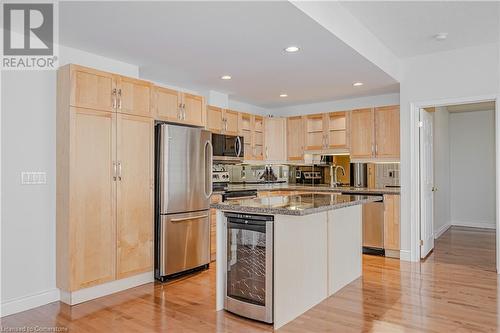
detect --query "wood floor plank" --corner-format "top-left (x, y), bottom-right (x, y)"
top-left (1, 226), bottom-right (497, 332)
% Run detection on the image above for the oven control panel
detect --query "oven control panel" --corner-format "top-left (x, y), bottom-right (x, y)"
top-left (213, 171), bottom-right (230, 183)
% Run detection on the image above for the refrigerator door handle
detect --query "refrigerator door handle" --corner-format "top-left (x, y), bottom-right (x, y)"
top-left (205, 140), bottom-right (213, 198)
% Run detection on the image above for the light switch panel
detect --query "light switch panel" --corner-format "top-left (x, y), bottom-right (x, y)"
top-left (21, 172), bottom-right (47, 185)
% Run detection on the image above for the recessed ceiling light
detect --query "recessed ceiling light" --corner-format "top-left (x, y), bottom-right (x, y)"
top-left (284, 46), bottom-right (300, 53)
top-left (434, 32), bottom-right (448, 41)
top-left (279, 93), bottom-right (288, 98)
top-left (221, 75), bottom-right (232, 80)
top-left (353, 82), bottom-right (364, 87)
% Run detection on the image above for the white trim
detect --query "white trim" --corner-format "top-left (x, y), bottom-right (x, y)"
top-left (399, 250), bottom-right (411, 262)
top-left (434, 224), bottom-right (451, 239)
top-left (1, 288), bottom-right (60, 317)
top-left (410, 94), bottom-right (499, 272)
top-left (60, 271), bottom-right (154, 305)
top-left (451, 220), bottom-right (496, 230)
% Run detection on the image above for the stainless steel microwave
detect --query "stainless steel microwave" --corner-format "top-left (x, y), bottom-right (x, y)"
top-left (211, 133), bottom-right (244, 162)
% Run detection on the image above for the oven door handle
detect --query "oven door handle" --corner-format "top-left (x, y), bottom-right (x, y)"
top-left (228, 222), bottom-right (266, 233)
top-left (225, 195), bottom-right (257, 200)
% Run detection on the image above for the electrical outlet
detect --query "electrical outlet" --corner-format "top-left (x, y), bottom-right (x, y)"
top-left (21, 172), bottom-right (47, 185)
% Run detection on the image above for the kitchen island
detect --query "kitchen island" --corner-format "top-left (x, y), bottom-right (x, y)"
top-left (211, 192), bottom-right (381, 329)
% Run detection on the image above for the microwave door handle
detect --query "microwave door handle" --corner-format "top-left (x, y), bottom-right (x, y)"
top-left (236, 136), bottom-right (242, 157)
top-left (205, 140), bottom-right (213, 198)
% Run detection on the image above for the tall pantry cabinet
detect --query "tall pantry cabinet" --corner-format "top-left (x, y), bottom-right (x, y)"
top-left (57, 64), bottom-right (153, 295)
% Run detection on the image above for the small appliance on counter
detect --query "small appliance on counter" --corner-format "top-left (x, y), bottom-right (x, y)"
top-left (212, 133), bottom-right (244, 163)
top-left (212, 164), bottom-right (230, 192)
top-left (293, 165), bottom-right (323, 184)
top-left (350, 163), bottom-right (368, 188)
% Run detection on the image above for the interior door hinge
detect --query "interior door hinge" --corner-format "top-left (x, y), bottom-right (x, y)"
top-left (417, 121), bottom-right (423, 128)
top-left (420, 239), bottom-right (424, 246)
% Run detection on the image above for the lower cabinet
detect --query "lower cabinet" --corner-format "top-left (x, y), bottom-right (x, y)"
top-left (383, 194), bottom-right (400, 254)
top-left (57, 106), bottom-right (154, 291)
top-left (210, 194), bottom-right (222, 261)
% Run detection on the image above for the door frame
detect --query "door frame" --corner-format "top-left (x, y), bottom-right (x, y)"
top-left (409, 94), bottom-right (499, 273)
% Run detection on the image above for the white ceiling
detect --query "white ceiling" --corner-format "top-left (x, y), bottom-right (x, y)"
top-left (59, 1), bottom-right (399, 108)
top-left (341, 1), bottom-right (499, 58)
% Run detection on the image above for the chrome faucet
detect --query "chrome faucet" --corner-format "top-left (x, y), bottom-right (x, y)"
top-left (330, 165), bottom-right (346, 187)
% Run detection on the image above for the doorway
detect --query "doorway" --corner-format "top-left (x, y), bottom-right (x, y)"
top-left (419, 101), bottom-right (497, 267)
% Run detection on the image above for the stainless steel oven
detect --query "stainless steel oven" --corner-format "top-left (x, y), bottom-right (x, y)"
top-left (224, 212), bottom-right (273, 324)
top-left (212, 133), bottom-right (244, 162)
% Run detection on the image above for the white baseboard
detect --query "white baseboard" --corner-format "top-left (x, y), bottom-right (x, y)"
top-left (60, 271), bottom-right (154, 305)
top-left (434, 223), bottom-right (451, 239)
top-left (1, 288), bottom-right (60, 318)
top-left (399, 250), bottom-right (412, 262)
top-left (451, 220), bottom-right (496, 229)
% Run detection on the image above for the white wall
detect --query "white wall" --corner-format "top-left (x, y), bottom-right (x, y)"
top-left (400, 43), bottom-right (499, 261)
top-left (270, 93), bottom-right (399, 117)
top-left (1, 46), bottom-right (138, 317)
top-left (449, 110), bottom-right (496, 229)
top-left (228, 99), bottom-right (271, 116)
top-left (433, 107), bottom-right (451, 237)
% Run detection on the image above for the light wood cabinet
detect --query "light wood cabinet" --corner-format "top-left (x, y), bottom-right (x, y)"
top-left (287, 116), bottom-right (305, 161)
top-left (117, 76), bottom-right (152, 117)
top-left (239, 113), bottom-right (253, 160)
top-left (207, 106), bottom-right (239, 135)
top-left (183, 93), bottom-right (205, 126)
top-left (70, 65), bottom-right (116, 113)
top-left (384, 194), bottom-right (400, 251)
top-left (350, 106), bottom-right (400, 160)
top-left (303, 111), bottom-right (350, 151)
top-left (155, 86), bottom-right (181, 122)
top-left (374, 106), bottom-right (400, 159)
top-left (209, 194), bottom-right (222, 262)
top-left (239, 113), bottom-right (264, 160)
top-left (57, 64), bottom-right (154, 292)
top-left (304, 114), bottom-right (326, 150)
top-left (253, 116), bottom-right (264, 160)
top-left (264, 117), bottom-right (287, 162)
top-left (116, 114), bottom-right (154, 279)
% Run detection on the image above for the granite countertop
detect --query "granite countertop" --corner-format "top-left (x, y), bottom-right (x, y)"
top-left (213, 183), bottom-right (400, 195)
top-left (210, 193), bottom-right (382, 216)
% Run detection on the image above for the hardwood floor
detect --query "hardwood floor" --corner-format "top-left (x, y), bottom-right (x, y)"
top-left (1, 226), bottom-right (497, 332)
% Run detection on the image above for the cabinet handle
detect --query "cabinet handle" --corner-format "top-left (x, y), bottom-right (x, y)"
top-left (375, 144), bottom-right (378, 155)
top-left (117, 89), bottom-right (122, 109)
top-left (112, 161), bottom-right (117, 181)
top-left (111, 88), bottom-right (117, 109)
top-left (182, 104), bottom-right (186, 120)
top-left (117, 161), bottom-right (122, 181)
top-left (371, 144), bottom-right (375, 156)
top-left (178, 103), bottom-right (182, 120)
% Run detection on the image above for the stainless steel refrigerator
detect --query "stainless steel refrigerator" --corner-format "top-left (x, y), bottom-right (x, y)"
top-left (155, 123), bottom-right (213, 281)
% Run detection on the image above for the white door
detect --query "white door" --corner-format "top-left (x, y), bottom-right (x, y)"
top-left (420, 109), bottom-right (435, 258)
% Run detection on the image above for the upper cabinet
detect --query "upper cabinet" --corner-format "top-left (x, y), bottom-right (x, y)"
top-left (70, 65), bottom-right (116, 113)
top-left (253, 116), bottom-right (265, 160)
top-left (239, 113), bottom-right (253, 160)
top-left (350, 106), bottom-right (400, 161)
top-left (206, 106), bottom-right (239, 135)
top-left (69, 64), bottom-right (152, 117)
top-left (155, 88), bottom-right (206, 127)
top-left (304, 111), bottom-right (350, 151)
top-left (264, 117), bottom-right (287, 162)
top-left (117, 76), bottom-right (152, 117)
top-left (238, 113), bottom-right (264, 161)
top-left (287, 116), bottom-right (304, 161)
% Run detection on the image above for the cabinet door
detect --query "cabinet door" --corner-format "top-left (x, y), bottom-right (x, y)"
top-left (384, 194), bottom-right (400, 251)
top-left (327, 111), bottom-right (349, 149)
top-left (264, 117), bottom-right (286, 161)
top-left (118, 76), bottom-right (152, 117)
top-left (71, 108), bottom-right (116, 290)
top-left (350, 108), bottom-right (374, 159)
top-left (207, 106), bottom-right (223, 133)
top-left (183, 93), bottom-right (205, 126)
top-left (305, 114), bottom-right (326, 150)
top-left (253, 116), bottom-right (264, 160)
top-left (70, 65), bottom-right (116, 112)
top-left (116, 114), bottom-right (154, 278)
top-left (156, 86), bottom-right (181, 122)
top-left (375, 105), bottom-right (400, 159)
top-left (209, 194), bottom-right (222, 262)
top-left (239, 113), bottom-right (253, 160)
top-left (224, 109), bottom-right (239, 135)
top-left (287, 116), bottom-right (304, 160)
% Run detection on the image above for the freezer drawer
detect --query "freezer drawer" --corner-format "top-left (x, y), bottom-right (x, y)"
top-left (159, 211), bottom-right (210, 276)
top-left (362, 201), bottom-right (384, 249)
